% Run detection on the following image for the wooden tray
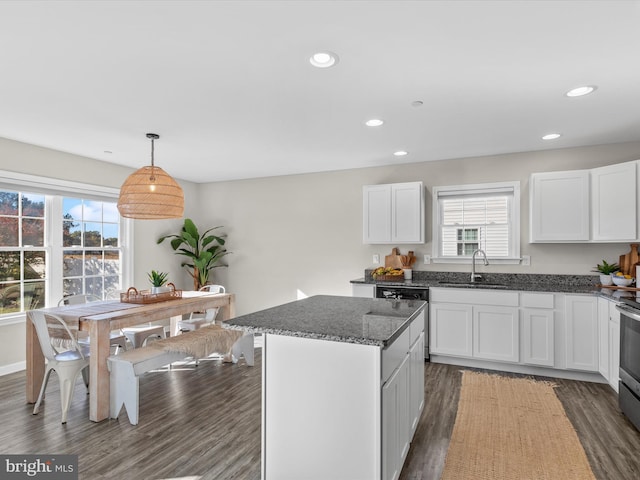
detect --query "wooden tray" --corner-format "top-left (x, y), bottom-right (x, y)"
top-left (596, 284), bottom-right (640, 292)
top-left (120, 284), bottom-right (182, 304)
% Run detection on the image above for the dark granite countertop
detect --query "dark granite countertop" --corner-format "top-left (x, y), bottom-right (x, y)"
top-left (225, 295), bottom-right (426, 347)
top-left (352, 271), bottom-right (604, 295)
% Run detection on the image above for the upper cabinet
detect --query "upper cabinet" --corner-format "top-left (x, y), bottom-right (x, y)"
top-left (363, 182), bottom-right (424, 244)
top-left (530, 170), bottom-right (590, 242)
top-left (591, 162), bottom-right (637, 241)
top-left (530, 161), bottom-right (638, 243)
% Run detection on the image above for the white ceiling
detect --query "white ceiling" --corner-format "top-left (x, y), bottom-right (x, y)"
top-left (1, 0), bottom-right (639, 184)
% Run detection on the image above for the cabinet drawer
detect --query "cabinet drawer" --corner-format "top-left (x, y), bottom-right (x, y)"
top-left (521, 292), bottom-right (554, 309)
top-left (382, 325), bottom-right (411, 384)
top-left (409, 310), bottom-right (425, 346)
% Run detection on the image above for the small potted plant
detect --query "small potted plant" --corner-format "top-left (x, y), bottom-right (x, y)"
top-left (592, 260), bottom-right (619, 286)
top-left (147, 270), bottom-right (169, 294)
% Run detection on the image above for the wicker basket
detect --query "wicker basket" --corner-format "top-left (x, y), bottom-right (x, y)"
top-left (120, 283), bottom-right (182, 304)
top-left (372, 274), bottom-right (405, 282)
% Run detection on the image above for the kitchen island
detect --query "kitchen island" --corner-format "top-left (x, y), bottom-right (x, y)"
top-left (226, 295), bottom-right (427, 480)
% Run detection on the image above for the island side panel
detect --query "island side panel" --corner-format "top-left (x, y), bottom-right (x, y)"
top-left (263, 334), bottom-right (381, 480)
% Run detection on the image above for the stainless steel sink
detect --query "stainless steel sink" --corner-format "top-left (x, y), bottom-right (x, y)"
top-left (437, 281), bottom-right (509, 289)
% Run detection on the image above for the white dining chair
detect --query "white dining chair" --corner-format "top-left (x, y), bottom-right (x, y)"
top-left (58, 294), bottom-right (129, 354)
top-left (120, 324), bottom-right (166, 349)
top-left (30, 310), bottom-right (90, 424)
top-left (178, 285), bottom-right (226, 333)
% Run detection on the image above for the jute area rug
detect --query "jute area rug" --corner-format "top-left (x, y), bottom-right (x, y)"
top-left (440, 371), bottom-right (597, 480)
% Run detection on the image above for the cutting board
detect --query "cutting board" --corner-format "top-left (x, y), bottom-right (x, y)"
top-left (385, 248), bottom-right (403, 268)
top-left (619, 243), bottom-right (640, 276)
top-left (384, 248), bottom-right (417, 269)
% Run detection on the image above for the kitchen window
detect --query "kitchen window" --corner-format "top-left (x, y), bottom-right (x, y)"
top-left (0, 170), bottom-right (132, 324)
top-left (432, 181), bottom-right (521, 264)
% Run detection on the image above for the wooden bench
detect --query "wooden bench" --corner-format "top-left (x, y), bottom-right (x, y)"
top-left (108, 331), bottom-right (254, 425)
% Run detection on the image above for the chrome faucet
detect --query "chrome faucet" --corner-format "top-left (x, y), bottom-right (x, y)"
top-left (470, 249), bottom-right (489, 282)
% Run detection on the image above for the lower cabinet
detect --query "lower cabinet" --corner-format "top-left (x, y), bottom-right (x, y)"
top-left (382, 314), bottom-right (425, 480)
top-left (430, 289), bottom-right (607, 378)
top-left (565, 295), bottom-right (599, 372)
top-left (609, 314), bottom-right (620, 392)
top-left (522, 308), bottom-right (554, 367)
top-left (599, 297), bottom-right (621, 392)
top-left (409, 332), bottom-right (425, 435)
top-left (430, 288), bottom-right (518, 363)
top-left (473, 305), bottom-right (519, 362)
top-left (430, 303), bottom-right (473, 357)
top-left (382, 355), bottom-right (409, 480)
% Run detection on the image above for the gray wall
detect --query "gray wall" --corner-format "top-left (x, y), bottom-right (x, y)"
top-left (197, 141), bottom-right (640, 316)
top-left (1, 136), bottom-right (640, 370)
top-left (0, 137), bottom-right (198, 370)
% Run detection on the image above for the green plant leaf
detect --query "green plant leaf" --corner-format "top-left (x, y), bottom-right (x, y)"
top-left (158, 219), bottom-right (229, 290)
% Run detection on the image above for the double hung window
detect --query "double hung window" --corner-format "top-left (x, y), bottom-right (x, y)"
top-left (0, 170), bottom-right (130, 322)
top-left (0, 191), bottom-right (46, 314)
top-left (432, 181), bottom-right (520, 263)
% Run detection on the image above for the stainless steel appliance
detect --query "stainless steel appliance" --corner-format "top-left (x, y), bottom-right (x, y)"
top-left (616, 300), bottom-right (640, 431)
top-left (375, 285), bottom-right (429, 360)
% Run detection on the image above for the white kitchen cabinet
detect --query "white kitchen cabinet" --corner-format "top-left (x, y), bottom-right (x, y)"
top-left (530, 170), bottom-right (590, 242)
top-left (431, 288), bottom-right (518, 361)
top-left (382, 354), bottom-right (409, 480)
top-left (591, 162), bottom-right (637, 241)
top-left (597, 296), bottom-right (622, 391)
top-left (430, 302), bottom-right (473, 357)
top-left (409, 332), bottom-right (425, 436)
top-left (521, 292), bottom-right (555, 367)
top-left (381, 313), bottom-right (424, 480)
top-left (608, 300), bottom-right (621, 392)
top-left (352, 283), bottom-right (375, 298)
top-left (522, 308), bottom-right (555, 367)
top-left (363, 182), bottom-right (424, 244)
top-left (473, 305), bottom-right (519, 363)
top-left (598, 297), bottom-right (610, 380)
top-left (565, 295), bottom-right (599, 372)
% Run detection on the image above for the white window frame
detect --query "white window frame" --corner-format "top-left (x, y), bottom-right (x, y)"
top-left (431, 181), bottom-right (521, 264)
top-left (0, 170), bottom-right (133, 326)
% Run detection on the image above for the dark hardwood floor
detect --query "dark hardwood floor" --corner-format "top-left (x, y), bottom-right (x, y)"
top-left (1, 352), bottom-right (639, 480)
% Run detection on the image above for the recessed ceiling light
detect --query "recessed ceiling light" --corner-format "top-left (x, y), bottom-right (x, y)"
top-left (104, 150), bottom-right (112, 154)
top-left (365, 119), bottom-right (384, 127)
top-left (566, 85), bottom-right (597, 97)
top-left (309, 51), bottom-right (339, 68)
top-left (394, 151), bottom-right (408, 156)
top-left (542, 133), bottom-right (561, 140)
top-left (411, 101), bottom-right (423, 107)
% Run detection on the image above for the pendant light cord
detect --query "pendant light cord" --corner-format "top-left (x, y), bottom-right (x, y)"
top-left (147, 133), bottom-right (159, 182)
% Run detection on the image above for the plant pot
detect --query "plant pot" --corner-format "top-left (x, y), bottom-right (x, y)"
top-left (600, 274), bottom-right (613, 286)
top-left (151, 286), bottom-right (171, 294)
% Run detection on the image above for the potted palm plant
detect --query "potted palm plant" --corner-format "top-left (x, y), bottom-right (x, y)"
top-left (157, 218), bottom-right (229, 291)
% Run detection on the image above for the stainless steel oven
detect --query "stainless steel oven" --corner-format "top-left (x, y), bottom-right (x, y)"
top-left (616, 300), bottom-right (640, 431)
top-left (375, 285), bottom-right (429, 360)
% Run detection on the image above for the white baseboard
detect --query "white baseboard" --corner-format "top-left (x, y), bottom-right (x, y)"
top-left (430, 355), bottom-right (608, 384)
top-left (0, 361), bottom-right (25, 376)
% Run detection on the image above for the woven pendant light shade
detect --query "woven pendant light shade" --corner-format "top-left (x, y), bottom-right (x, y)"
top-left (117, 134), bottom-right (184, 220)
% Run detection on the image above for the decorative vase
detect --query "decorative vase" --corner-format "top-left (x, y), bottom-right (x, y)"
top-left (600, 274), bottom-right (613, 286)
top-left (151, 286), bottom-right (170, 294)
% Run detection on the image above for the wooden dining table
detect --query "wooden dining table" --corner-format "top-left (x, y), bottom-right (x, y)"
top-left (26, 291), bottom-right (235, 422)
